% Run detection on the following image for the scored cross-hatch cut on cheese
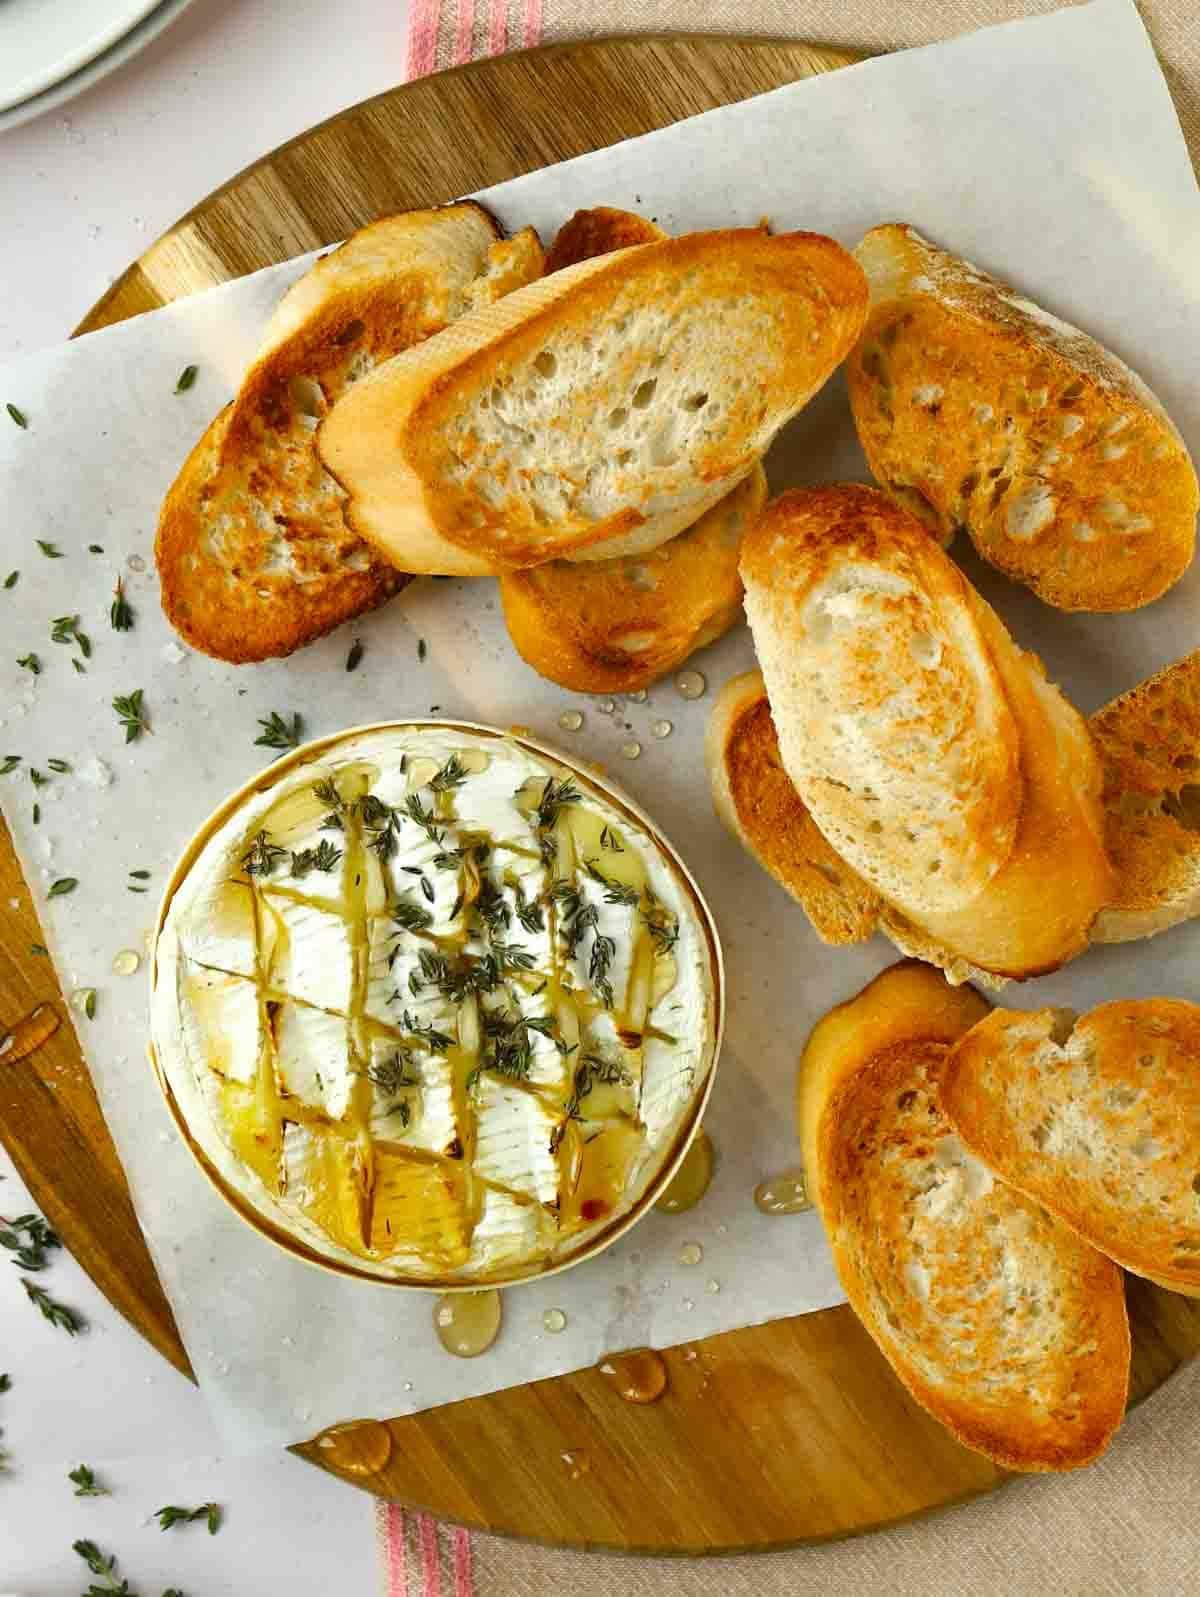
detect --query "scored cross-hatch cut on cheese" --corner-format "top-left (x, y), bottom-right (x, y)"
top-left (150, 727), bottom-right (717, 1284)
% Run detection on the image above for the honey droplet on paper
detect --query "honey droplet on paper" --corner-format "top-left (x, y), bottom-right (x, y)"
top-left (558, 710), bottom-right (583, 733)
top-left (0, 1002), bottom-right (60, 1064)
top-left (126, 554), bottom-right (146, 573)
top-left (619, 740), bottom-right (642, 761)
top-left (598, 698), bottom-right (616, 715)
top-left (678, 1241), bottom-right (703, 1267)
top-left (434, 1289), bottom-right (502, 1358)
top-left (675, 670), bottom-right (706, 700)
top-left (315, 1418), bottom-right (394, 1476)
top-left (655, 1129), bottom-right (714, 1215)
top-left (561, 1448), bottom-right (591, 1479)
top-left (651, 719), bottom-right (673, 740)
top-left (754, 1167), bottom-right (812, 1215)
top-left (628, 689), bottom-right (648, 703)
top-left (112, 948), bottom-right (140, 977)
top-left (542, 1307), bottom-right (567, 1334)
top-left (596, 1347), bottom-right (667, 1404)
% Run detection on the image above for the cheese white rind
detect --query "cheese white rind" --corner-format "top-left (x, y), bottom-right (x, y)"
top-left (151, 726), bottom-right (716, 1282)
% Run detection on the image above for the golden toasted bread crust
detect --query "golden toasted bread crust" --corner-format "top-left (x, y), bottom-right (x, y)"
top-left (801, 964), bottom-right (1129, 1473)
top-left (1089, 650), bottom-right (1200, 942)
top-left (742, 485), bottom-right (1113, 977)
top-left (543, 207), bottom-right (667, 274)
top-left (157, 205), bottom-right (542, 662)
top-left (321, 229), bottom-right (867, 573)
top-left (500, 465), bottom-right (765, 692)
top-left (943, 1000), bottom-right (1200, 1295)
top-left (848, 224), bottom-right (1198, 612)
top-left (706, 669), bottom-right (882, 944)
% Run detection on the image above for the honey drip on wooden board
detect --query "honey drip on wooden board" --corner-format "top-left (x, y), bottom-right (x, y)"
top-left (315, 1418), bottom-right (394, 1475)
top-left (754, 1167), bottom-right (812, 1215)
top-left (435, 1289), bottom-right (502, 1357)
top-left (596, 1347), bottom-right (667, 1404)
top-left (655, 1129), bottom-right (713, 1214)
top-left (0, 1003), bottom-right (60, 1064)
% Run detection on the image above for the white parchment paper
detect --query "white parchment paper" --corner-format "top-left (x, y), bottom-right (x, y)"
top-left (2, 0), bottom-right (1199, 1452)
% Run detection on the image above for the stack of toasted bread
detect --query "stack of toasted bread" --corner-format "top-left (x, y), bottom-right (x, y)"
top-left (802, 960), bottom-right (1200, 1471)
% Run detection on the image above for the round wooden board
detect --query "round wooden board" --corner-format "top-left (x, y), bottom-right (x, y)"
top-left (2, 31), bottom-right (1199, 1554)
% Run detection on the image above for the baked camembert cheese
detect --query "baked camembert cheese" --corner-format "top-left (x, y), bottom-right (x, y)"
top-left (151, 725), bottom-right (718, 1283)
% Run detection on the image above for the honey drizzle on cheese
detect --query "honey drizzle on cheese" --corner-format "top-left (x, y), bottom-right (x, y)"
top-left (200, 747), bottom-right (682, 1276)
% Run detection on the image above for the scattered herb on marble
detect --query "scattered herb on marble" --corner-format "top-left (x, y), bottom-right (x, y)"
top-left (113, 690), bottom-right (149, 742)
top-left (69, 1464), bottom-right (109, 1497)
top-left (32, 803), bottom-right (40, 824)
top-left (241, 831), bottom-right (287, 878)
top-left (3, 571), bottom-right (17, 589)
top-left (417, 638), bottom-right (427, 662)
top-left (23, 1278), bottom-right (83, 1335)
top-left (6, 403), bottom-right (27, 429)
top-left (37, 540), bottom-right (63, 559)
top-left (47, 758), bottom-right (71, 773)
top-left (156, 1502), bottom-right (221, 1534)
top-left (17, 653), bottom-right (41, 675)
top-left (345, 639), bottom-right (364, 672)
top-left (290, 840), bottom-right (342, 878)
top-left (174, 364), bottom-right (198, 394)
top-left (82, 990), bottom-right (97, 1020)
top-left (72, 658), bottom-right (86, 674)
top-left (1, 1211), bottom-right (61, 1270)
top-left (110, 580), bottom-right (134, 632)
top-left (73, 1538), bottom-right (129, 1592)
top-left (254, 710), bottom-right (303, 752)
top-left (51, 614), bottom-right (91, 656)
top-left (30, 767), bottom-right (47, 787)
top-left (1, 756), bottom-right (19, 775)
top-left (88, 544), bottom-right (104, 554)
top-left (0, 1372), bottom-right (9, 1391)
top-left (48, 878), bottom-right (78, 898)
top-left (129, 869), bottom-right (151, 880)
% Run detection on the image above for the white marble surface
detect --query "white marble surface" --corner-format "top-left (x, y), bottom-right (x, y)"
top-left (1, 0), bottom-right (405, 1586)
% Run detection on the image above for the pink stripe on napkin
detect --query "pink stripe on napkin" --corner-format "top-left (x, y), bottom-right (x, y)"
top-left (404, 0), bottom-right (543, 80)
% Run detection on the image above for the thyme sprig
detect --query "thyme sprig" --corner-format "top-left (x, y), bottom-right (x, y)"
top-left (110, 580), bottom-right (134, 632)
top-left (551, 1054), bottom-right (632, 1150)
top-left (290, 840), bottom-right (342, 878)
top-left (156, 1501), bottom-right (221, 1534)
top-left (112, 690), bottom-right (148, 742)
top-left (0, 1211), bottom-right (61, 1271)
top-left (51, 614), bottom-right (91, 656)
top-left (254, 711), bottom-right (303, 753)
top-left (69, 1463), bottom-right (109, 1497)
top-left (241, 831), bottom-right (287, 877)
top-left (23, 1278), bottom-right (84, 1334)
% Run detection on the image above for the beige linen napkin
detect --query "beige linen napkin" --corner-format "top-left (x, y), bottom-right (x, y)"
top-left (385, 3), bottom-right (1200, 1592)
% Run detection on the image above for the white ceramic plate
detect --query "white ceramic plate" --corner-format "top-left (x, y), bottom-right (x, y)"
top-left (0, 0), bottom-right (200, 132)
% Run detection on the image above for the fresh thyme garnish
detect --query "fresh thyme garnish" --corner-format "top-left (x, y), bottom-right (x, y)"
top-left (417, 638), bottom-right (427, 661)
top-left (48, 877), bottom-right (78, 897)
top-left (402, 793), bottom-right (445, 845)
top-left (397, 1010), bottom-right (454, 1052)
top-left (312, 778), bottom-right (342, 810)
top-left (47, 757), bottom-right (70, 772)
top-left (51, 614), bottom-right (91, 656)
top-left (129, 869), bottom-right (151, 879)
top-left (37, 540), bottom-right (63, 559)
top-left (3, 571), bottom-right (17, 589)
top-left (366, 1049), bottom-right (419, 1106)
top-left (174, 364), bottom-right (199, 394)
top-left (513, 881), bottom-right (545, 934)
top-left (72, 657), bottom-right (86, 674)
top-left (0, 1211), bottom-right (61, 1270)
top-left (642, 888), bottom-right (680, 953)
top-left (429, 753), bottom-right (468, 793)
top-left (6, 403), bottom-right (27, 429)
top-left (113, 690), bottom-right (148, 742)
top-left (600, 825), bottom-right (624, 852)
top-left (0, 1372), bottom-right (9, 1390)
top-left (17, 653), bottom-right (41, 674)
top-left (88, 544), bottom-right (104, 554)
top-left (552, 1054), bottom-right (632, 1150)
top-left (583, 858), bottom-right (639, 907)
top-left (392, 895), bottom-right (434, 933)
top-left (73, 1539), bottom-right (128, 1592)
top-left (156, 1501), bottom-right (221, 1534)
top-left (32, 803), bottom-right (40, 824)
top-left (479, 1007), bottom-right (545, 1082)
top-left (533, 776), bottom-right (582, 830)
top-left (431, 847), bottom-right (463, 870)
top-left (241, 831), bottom-right (287, 877)
top-left (81, 989), bottom-right (97, 1020)
top-left (345, 639), bottom-right (364, 672)
top-left (254, 710), bottom-right (303, 753)
top-left (1, 756), bottom-right (19, 775)
top-left (69, 1463), bottom-right (109, 1497)
top-left (290, 840), bottom-right (342, 878)
top-left (589, 933), bottom-right (617, 1009)
top-left (110, 579), bottom-right (134, 632)
top-left (420, 875), bottom-right (435, 903)
top-left (492, 939), bottom-right (537, 973)
top-left (474, 880), bottom-right (511, 937)
top-left (30, 766), bottom-right (48, 787)
top-left (23, 1278), bottom-right (83, 1334)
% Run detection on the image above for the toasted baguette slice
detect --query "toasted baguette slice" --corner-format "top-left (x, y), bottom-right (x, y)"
top-left (706, 669), bottom-right (882, 945)
top-left (742, 484), bottom-right (1114, 977)
top-left (847, 224), bottom-right (1198, 612)
top-left (156, 205), bottom-right (544, 659)
top-left (500, 464), bottom-right (766, 693)
top-left (318, 229), bottom-right (867, 574)
top-left (543, 207), bottom-right (666, 273)
top-left (1088, 650), bottom-right (1200, 943)
top-left (801, 962), bottom-right (1129, 1472)
top-left (943, 1000), bottom-right (1200, 1297)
